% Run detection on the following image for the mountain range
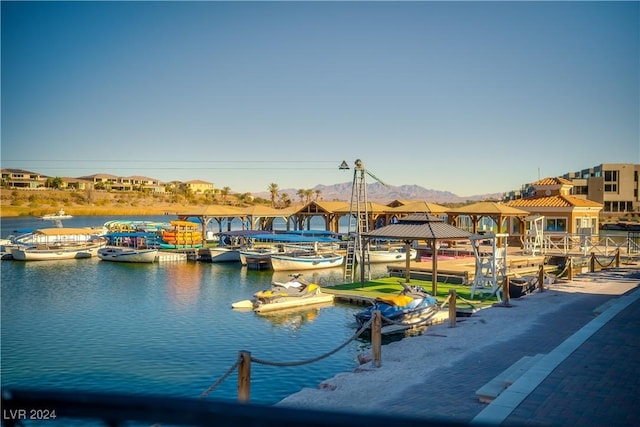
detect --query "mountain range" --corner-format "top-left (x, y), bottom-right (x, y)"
top-left (255, 182), bottom-right (503, 204)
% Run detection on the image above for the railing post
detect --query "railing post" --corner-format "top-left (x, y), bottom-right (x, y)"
top-left (538, 264), bottom-right (545, 292)
top-left (567, 257), bottom-right (573, 281)
top-left (590, 252), bottom-right (596, 272)
top-left (238, 351), bottom-right (251, 402)
top-left (502, 276), bottom-right (511, 306)
top-left (615, 249), bottom-right (620, 268)
top-left (449, 289), bottom-right (457, 328)
top-left (372, 310), bottom-right (382, 368)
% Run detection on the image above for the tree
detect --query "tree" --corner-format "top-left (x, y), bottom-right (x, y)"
top-left (46, 177), bottom-right (64, 189)
top-left (268, 183), bottom-right (279, 207)
top-left (296, 189), bottom-right (305, 203)
top-left (304, 189), bottom-right (314, 203)
top-left (220, 186), bottom-right (231, 204)
top-left (314, 189), bottom-right (322, 201)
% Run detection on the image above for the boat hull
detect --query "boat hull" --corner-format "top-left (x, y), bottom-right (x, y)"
top-left (357, 248), bottom-right (417, 264)
top-left (270, 253), bottom-right (344, 271)
top-left (10, 242), bottom-right (105, 261)
top-left (198, 247), bottom-right (241, 263)
top-left (97, 248), bottom-right (158, 263)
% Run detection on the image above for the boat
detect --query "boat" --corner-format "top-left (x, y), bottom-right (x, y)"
top-left (10, 238), bottom-right (107, 261)
top-left (40, 209), bottom-right (73, 220)
top-left (198, 247), bottom-right (241, 262)
top-left (9, 227), bottom-right (107, 246)
top-left (270, 252), bottom-right (344, 271)
top-left (354, 283), bottom-right (439, 330)
top-left (232, 274), bottom-right (335, 313)
top-left (97, 247), bottom-right (158, 263)
top-left (357, 247), bottom-right (417, 263)
top-left (239, 247), bottom-right (279, 269)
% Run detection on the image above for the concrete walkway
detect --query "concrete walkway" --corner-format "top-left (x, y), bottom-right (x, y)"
top-left (382, 267), bottom-right (640, 426)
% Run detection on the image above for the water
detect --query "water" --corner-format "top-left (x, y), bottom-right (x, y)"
top-left (0, 215), bottom-right (379, 406)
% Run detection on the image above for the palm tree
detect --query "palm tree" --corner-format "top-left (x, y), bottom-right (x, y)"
top-left (268, 183), bottom-right (279, 207)
top-left (220, 186), bottom-right (231, 205)
top-left (304, 189), bottom-right (314, 203)
top-left (296, 189), bottom-right (305, 203)
top-left (314, 189), bottom-right (322, 201)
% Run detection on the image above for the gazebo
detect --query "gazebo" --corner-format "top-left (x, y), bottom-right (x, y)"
top-left (363, 213), bottom-right (472, 296)
top-left (447, 202), bottom-right (530, 237)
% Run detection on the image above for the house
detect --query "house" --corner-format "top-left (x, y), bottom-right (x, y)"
top-left (505, 177), bottom-right (603, 235)
top-left (1, 168), bottom-right (48, 188)
top-left (184, 180), bottom-right (215, 194)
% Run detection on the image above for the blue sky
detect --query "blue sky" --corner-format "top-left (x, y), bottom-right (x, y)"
top-left (2, 1), bottom-right (638, 197)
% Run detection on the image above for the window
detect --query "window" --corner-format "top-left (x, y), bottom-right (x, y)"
top-left (545, 218), bottom-right (567, 232)
top-left (604, 170), bottom-right (618, 182)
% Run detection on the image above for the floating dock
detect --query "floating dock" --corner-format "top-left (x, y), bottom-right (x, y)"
top-left (155, 251), bottom-right (189, 262)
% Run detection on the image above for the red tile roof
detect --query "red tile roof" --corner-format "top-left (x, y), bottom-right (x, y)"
top-left (506, 195), bottom-right (602, 208)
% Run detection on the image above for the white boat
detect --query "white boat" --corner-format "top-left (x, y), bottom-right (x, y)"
top-left (357, 247), bottom-right (417, 264)
top-left (40, 209), bottom-right (73, 220)
top-left (270, 252), bottom-right (344, 271)
top-left (239, 247), bottom-right (279, 268)
top-left (10, 239), bottom-right (107, 261)
top-left (198, 247), bottom-right (241, 263)
top-left (10, 227), bottom-right (106, 246)
top-left (97, 247), bottom-right (158, 263)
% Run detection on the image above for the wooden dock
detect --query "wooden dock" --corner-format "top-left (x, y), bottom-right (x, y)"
top-left (387, 252), bottom-right (552, 284)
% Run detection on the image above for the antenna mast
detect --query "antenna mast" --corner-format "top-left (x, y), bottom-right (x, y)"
top-left (342, 159), bottom-right (377, 282)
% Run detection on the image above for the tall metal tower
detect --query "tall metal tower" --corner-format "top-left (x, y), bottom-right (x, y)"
top-left (342, 159), bottom-right (385, 282)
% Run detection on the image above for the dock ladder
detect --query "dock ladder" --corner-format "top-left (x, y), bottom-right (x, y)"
top-left (343, 159), bottom-right (371, 282)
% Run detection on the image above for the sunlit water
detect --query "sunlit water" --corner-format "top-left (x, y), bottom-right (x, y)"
top-left (0, 216), bottom-right (383, 406)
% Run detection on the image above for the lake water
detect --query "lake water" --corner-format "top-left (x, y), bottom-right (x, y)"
top-left (0, 215), bottom-right (385, 406)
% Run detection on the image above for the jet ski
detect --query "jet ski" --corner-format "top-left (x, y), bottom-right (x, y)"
top-left (254, 274), bottom-right (321, 304)
top-left (232, 274), bottom-right (334, 313)
top-left (354, 282), bottom-right (438, 328)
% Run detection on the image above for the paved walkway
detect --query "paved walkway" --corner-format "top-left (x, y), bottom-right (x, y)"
top-left (380, 267), bottom-right (640, 426)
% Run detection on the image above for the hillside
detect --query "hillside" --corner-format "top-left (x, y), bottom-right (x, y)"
top-left (255, 182), bottom-right (503, 204)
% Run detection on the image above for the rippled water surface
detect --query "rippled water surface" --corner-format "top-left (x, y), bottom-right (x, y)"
top-left (1, 216), bottom-right (378, 405)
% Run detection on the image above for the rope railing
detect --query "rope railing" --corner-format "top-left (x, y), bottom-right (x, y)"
top-left (250, 318), bottom-right (374, 367)
top-left (199, 317), bottom-right (374, 401)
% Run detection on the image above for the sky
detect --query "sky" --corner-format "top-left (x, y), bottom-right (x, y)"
top-left (1, 1), bottom-right (638, 197)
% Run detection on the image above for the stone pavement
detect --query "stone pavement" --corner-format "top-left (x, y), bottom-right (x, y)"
top-left (380, 267), bottom-right (640, 426)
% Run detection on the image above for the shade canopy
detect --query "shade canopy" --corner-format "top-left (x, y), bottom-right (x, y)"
top-left (362, 213), bottom-right (473, 294)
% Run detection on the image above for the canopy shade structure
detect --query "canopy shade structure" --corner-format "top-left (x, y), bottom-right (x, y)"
top-left (446, 202), bottom-right (530, 235)
top-left (362, 213), bottom-right (473, 295)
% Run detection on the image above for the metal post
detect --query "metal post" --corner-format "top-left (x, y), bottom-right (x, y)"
top-left (449, 289), bottom-right (457, 328)
top-left (372, 310), bottom-right (382, 368)
top-left (590, 252), bottom-right (596, 272)
top-left (238, 351), bottom-right (251, 402)
top-left (615, 249), bottom-right (620, 268)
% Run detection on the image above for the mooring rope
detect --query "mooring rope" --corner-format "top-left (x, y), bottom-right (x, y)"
top-left (250, 318), bottom-right (374, 367)
top-left (594, 254), bottom-right (617, 268)
top-left (199, 358), bottom-right (240, 399)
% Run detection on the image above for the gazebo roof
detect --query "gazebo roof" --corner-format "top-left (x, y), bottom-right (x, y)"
top-left (365, 214), bottom-right (472, 240)
top-left (385, 201), bottom-right (448, 214)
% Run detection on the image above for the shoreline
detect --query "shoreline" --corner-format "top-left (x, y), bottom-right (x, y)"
top-left (276, 266), bottom-right (640, 421)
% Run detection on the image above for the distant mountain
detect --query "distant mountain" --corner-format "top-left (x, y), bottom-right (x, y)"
top-left (254, 182), bottom-right (502, 204)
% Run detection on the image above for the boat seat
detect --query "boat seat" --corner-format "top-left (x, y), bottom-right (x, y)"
top-left (376, 295), bottom-right (413, 307)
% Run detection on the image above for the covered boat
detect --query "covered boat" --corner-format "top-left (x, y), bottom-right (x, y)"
top-left (11, 239), bottom-right (107, 261)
